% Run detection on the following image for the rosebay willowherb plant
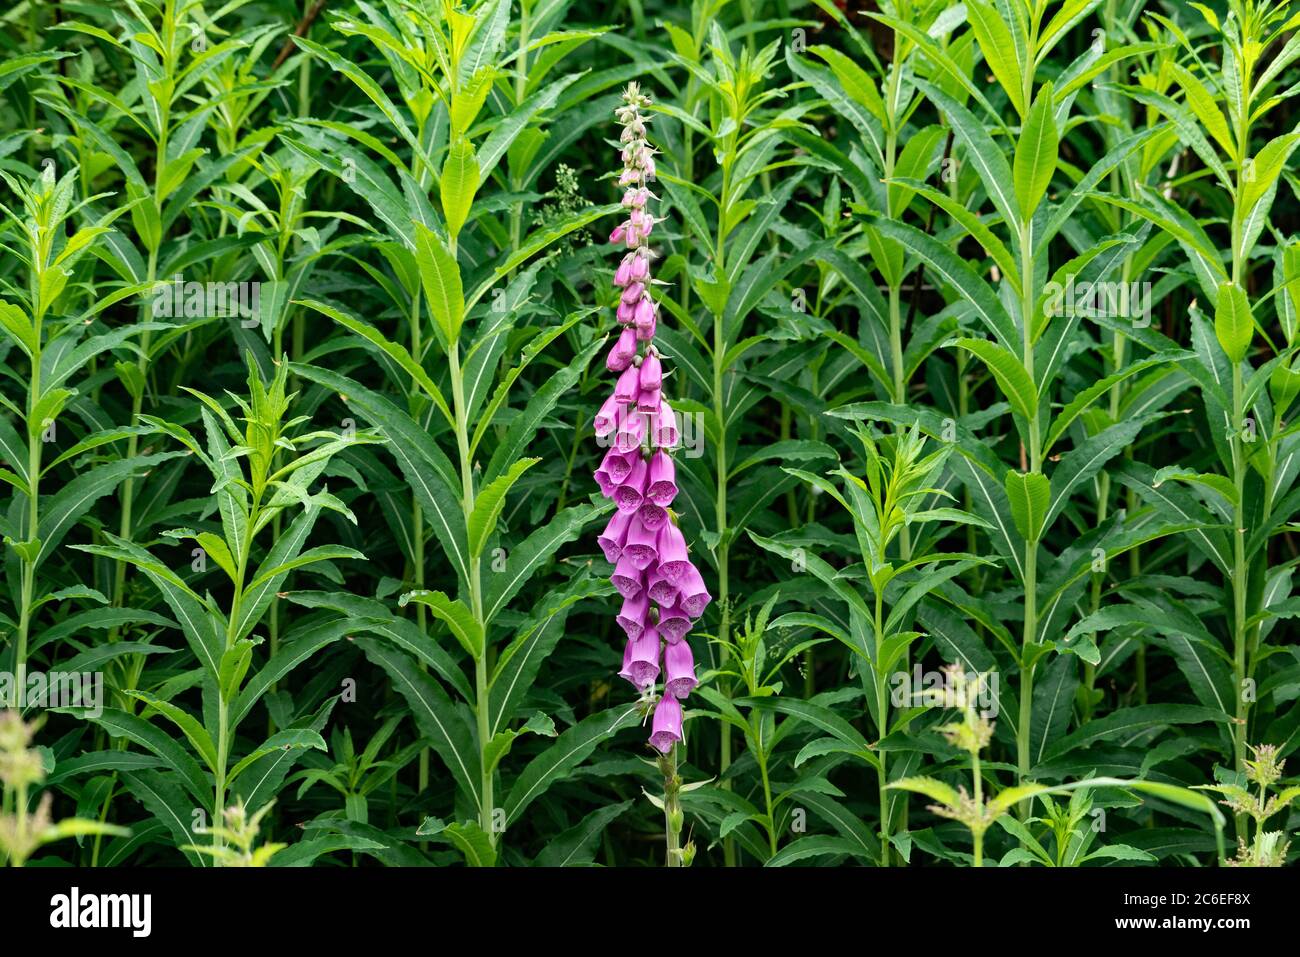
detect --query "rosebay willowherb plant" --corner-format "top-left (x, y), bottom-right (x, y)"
top-left (0, 0), bottom-right (1296, 871)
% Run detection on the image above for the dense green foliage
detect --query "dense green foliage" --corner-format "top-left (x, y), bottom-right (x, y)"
top-left (0, 0), bottom-right (1298, 868)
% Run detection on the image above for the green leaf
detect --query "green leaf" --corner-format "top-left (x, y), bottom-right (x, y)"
top-left (887, 776), bottom-right (963, 811)
top-left (1004, 470), bottom-right (1051, 542)
top-left (125, 691), bottom-right (218, 775)
top-left (226, 729), bottom-right (328, 786)
top-left (414, 222), bottom-right (464, 351)
top-left (965, 0), bottom-right (1027, 116)
top-left (503, 705), bottom-right (639, 825)
top-left (764, 834), bottom-right (866, 867)
top-left (954, 338), bottom-right (1037, 420)
top-left (483, 501), bottom-right (608, 624)
top-left (83, 709), bottom-right (210, 807)
top-left (1013, 83), bottom-right (1058, 219)
top-left (0, 299), bottom-right (36, 356)
top-left (1240, 132), bottom-right (1300, 215)
top-left (467, 457), bottom-right (539, 559)
top-left (1214, 280), bottom-right (1253, 364)
top-left (443, 821), bottom-right (498, 868)
top-left (400, 589), bottom-right (484, 660)
top-left (441, 137), bottom-right (479, 241)
top-left (535, 800), bottom-right (632, 867)
top-left (295, 298), bottom-right (454, 426)
top-left (354, 637), bottom-right (482, 810)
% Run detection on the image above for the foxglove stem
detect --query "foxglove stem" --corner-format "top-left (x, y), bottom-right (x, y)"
top-left (660, 743), bottom-right (683, 867)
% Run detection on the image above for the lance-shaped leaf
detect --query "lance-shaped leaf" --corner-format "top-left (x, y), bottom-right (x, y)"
top-left (354, 637), bottom-right (482, 811)
top-left (1005, 470), bottom-right (1051, 543)
top-left (124, 690), bottom-right (218, 775)
top-left (966, 0), bottom-right (1027, 116)
top-left (414, 221), bottom-right (464, 352)
top-left (81, 708), bottom-right (210, 807)
top-left (467, 457), bottom-right (539, 559)
top-left (290, 363), bottom-right (469, 589)
top-left (502, 704), bottom-right (639, 826)
top-left (119, 770), bottom-right (205, 867)
top-left (400, 589), bottom-right (484, 660)
top-left (482, 500), bottom-right (609, 624)
top-left (874, 225), bottom-right (1019, 353)
top-left (226, 729), bottom-right (328, 787)
top-left (441, 137), bottom-right (479, 241)
top-left (1214, 280), bottom-right (1253, 364)
top-left (72, 535), bottom-right (225, 682)
top-left (294, 298), bottom-right (454, 427)
top-left (1013, 83), bottom-right (1058, 220)
top-left (35, 451), bottom-right (183, 569)
top-left (954, 338), bottom-right (1037, 421)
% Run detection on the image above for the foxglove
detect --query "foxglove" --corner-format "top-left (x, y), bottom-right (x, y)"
top-left (594, 83), bottom-right (710, 753)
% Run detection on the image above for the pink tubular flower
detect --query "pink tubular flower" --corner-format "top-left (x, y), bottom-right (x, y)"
top-left (607, 327), bottom-right (637, 371)
top-left (613, 407), bottom-right (645, 453)
top-left (637, 500), bottom-right (668, 532)
top-left (655, 521), bottom-right (690, 584)
top-left (649, 693), bottom-right (683, 753)
top-left (621, 515), bottom-right (659, 570)
top-left (633, 297), bottom-right (654, 331)
top-left (639, 351), bottom-right (662, 391)
top-left (664, 639), bottom-right (697, 699)
top-left (598, 509), bottom-right (632, 563)
top-left (630, 252), bottom-right (648, 280)
top-left (614, 454), bottom-right (647, 513)
top-left (657, 599), bottom-right (691, 644)
top-left (621, 626), bottom-right (661, 689)
top-left (652, 399), bottom-right (679, 449)
top-left (647, 565), bottom-right (679, 606)
top-left (596, 82), bottom-right (708, 753)
top-left (617, 590), bottom-right (650, 639)
top-left (611, 553), bottom-right (643, 599)
top-left (677, 562), bottom-right (712, 619)
top-left (594, 392), bottom-right (620, 437)
top-left (646, 450), bottom-right (676, 505)
top-left (637, 384), bottom-right (661, 414)
top-left (614, 363), bottom-right (640, 404)
top-left (635, 314), bottom-right (656, 342)
top-left (601, 447), bottom-right (633, 486)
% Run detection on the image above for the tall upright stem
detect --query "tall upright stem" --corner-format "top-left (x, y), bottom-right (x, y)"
top-left (662, 744), bottom-right (682, 867)
top-left (1017, 221), bottom-right (1041, 813)
top-left (448, 337), bottom-right (494, 843)
top-left (874, 587), bottom-right (890, 865)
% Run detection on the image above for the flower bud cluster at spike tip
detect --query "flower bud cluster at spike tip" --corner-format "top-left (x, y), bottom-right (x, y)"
top-left (593, 83), bottom-right (710, 754)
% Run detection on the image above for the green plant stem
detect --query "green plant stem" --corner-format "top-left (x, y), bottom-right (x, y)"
top-left (14, 320), bottom-right (43, 698)
top-left (662, 743), bottom-right (682, 867)
top-left (448, 336), bottom-right (494, 845)
top-left (407, 288), bottom-right (431, 802)
top-left (1017, 220), bottom-right (1041, 815)
top-left (754, 719), bottom-right (778, 858)
top-left (874, 586), bottom-right (890, 866)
